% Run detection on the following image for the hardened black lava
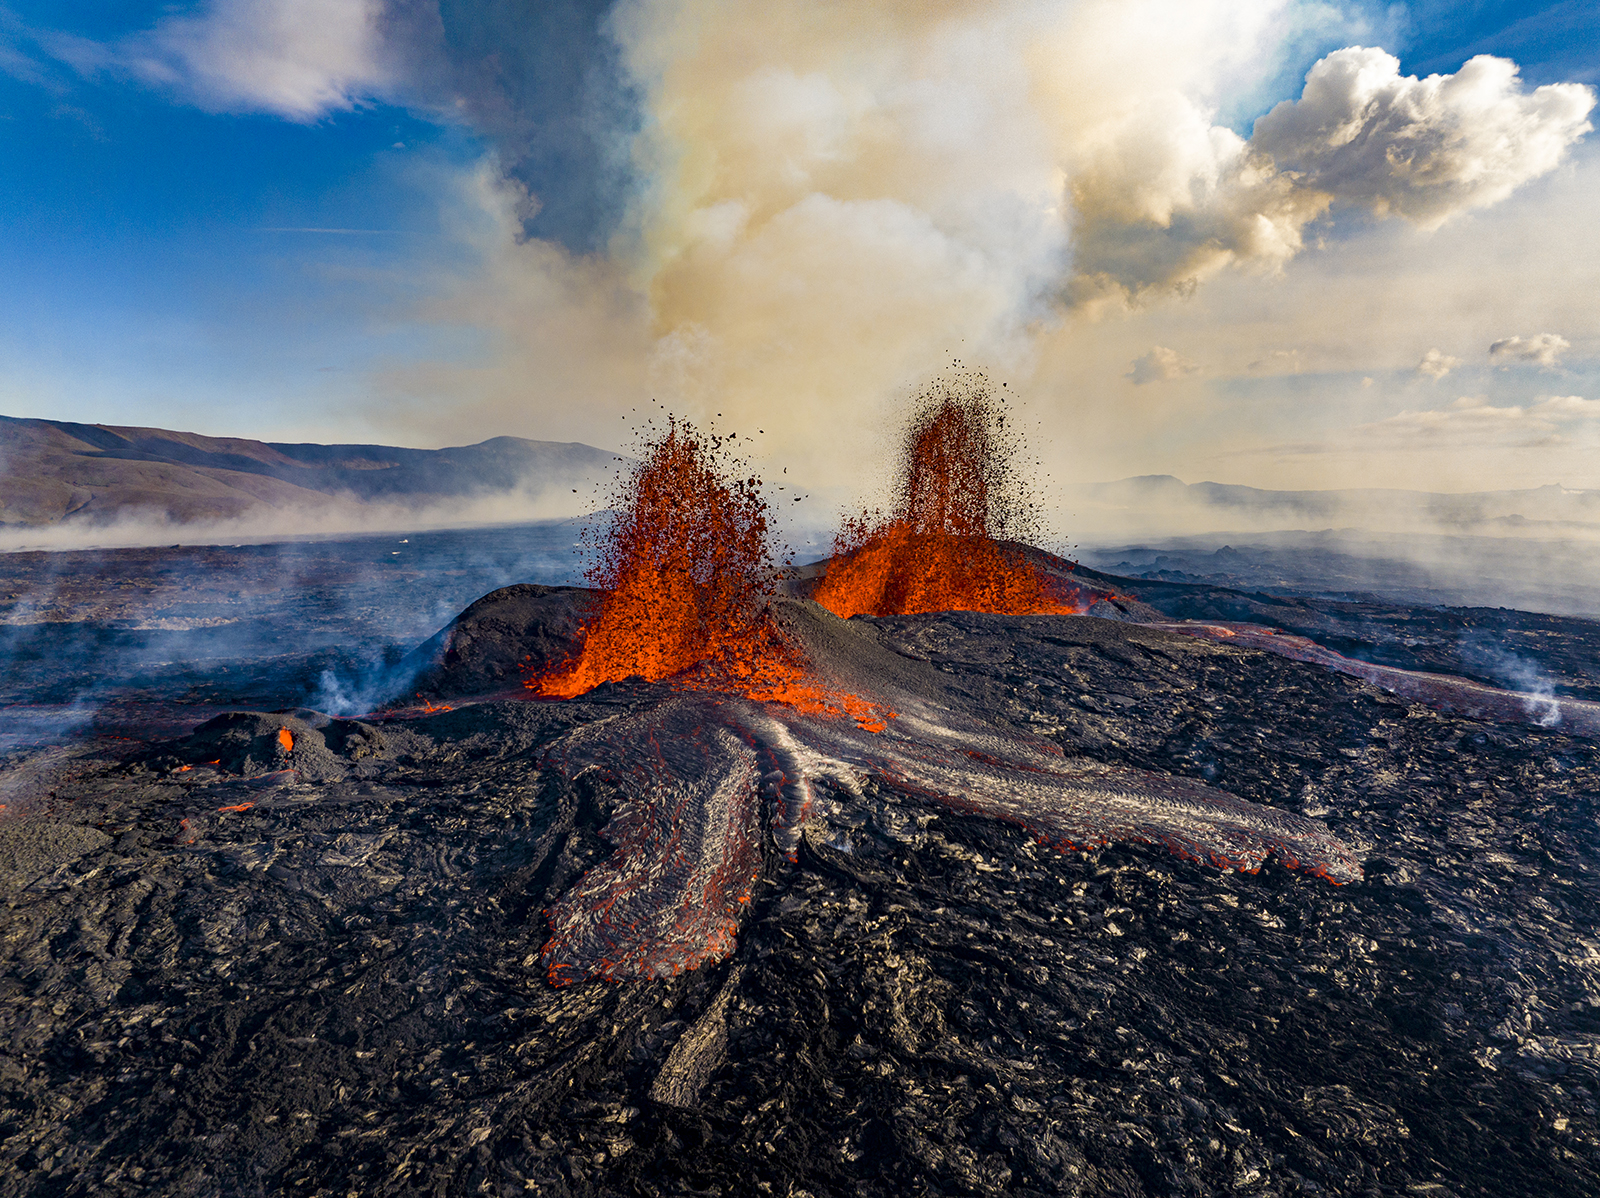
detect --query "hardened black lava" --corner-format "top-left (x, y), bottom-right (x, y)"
top-left (1, 549), bottom-right (1599, 1196)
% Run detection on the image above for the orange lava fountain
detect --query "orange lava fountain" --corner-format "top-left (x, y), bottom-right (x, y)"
top-left (529, 419), bottom-right (888, 730)
top-left (813, 376), bottom-right (1076, 619)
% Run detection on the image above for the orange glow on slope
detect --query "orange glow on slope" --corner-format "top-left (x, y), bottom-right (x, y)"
top-left (529, 419), bottom-right (889, 730)
top-left (813, 378), bottom-right (1078, 619)
top-left (277, 728), bottom-right (294, 753)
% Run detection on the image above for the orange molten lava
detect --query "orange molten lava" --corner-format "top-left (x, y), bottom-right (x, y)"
top-left (529, 419), bottom-right (888, 729)
top-left (813, 378), bottom-right (1076, 619)
top-left (277, 728), bottom-right (294, 753)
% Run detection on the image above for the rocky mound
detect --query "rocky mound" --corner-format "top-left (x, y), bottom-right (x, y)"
top-left (405, 583), bottom-right (598, 700)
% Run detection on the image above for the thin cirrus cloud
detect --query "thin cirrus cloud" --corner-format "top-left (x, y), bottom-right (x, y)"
top-left (47, 0), bottom-right (397, 121)
top-left (1489, 332), bottom-right (1571, 367)
top-left (1359, 394), bottom-right (1600, 446)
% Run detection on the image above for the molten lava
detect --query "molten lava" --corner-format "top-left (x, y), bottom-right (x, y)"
top-left (813, 377), bottom-right (1076, 619)
top-left (529, 419), bottom-right (887, 728)
top-left (532, 418), bottom-right (779, 698)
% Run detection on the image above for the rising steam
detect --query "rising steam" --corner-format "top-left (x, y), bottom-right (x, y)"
top-left (391, 0), bottom-right (1595, 487)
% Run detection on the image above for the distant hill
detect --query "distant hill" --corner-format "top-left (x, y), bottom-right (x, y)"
top-left (1074, 474), bottom-right (1600, 538)
top-left (0, 417), bottom-right (621, 528)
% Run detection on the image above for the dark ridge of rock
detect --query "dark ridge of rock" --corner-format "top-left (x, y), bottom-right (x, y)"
top-left (141, 711), bottom-right (394, 785)
top-left (406, 583), bottom-right (598, 699)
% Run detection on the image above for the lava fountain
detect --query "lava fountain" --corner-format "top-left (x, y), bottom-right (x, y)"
top-left (814, 375), bottom-right (1075, 618)
top-left (529, 409), bottom-right (1361, 988)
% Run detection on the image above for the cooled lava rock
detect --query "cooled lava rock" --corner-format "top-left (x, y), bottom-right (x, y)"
top-left (407, 583), bottom-right (598, 700)
top-left (1, 602), bottom-right (1599, 1196)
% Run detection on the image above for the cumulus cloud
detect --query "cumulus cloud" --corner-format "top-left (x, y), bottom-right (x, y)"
top-left (1416, 348), bottom-right (1459, 380)
top-left (1126, 346), bottom-right (1200, 384)
top-left (1070, 45), bottom-right (1594, 306)
top-left (1252, 48), bottom-right (1595, 227)
top-left (52, 0), bottom-right (397, 120)
top-left (1489, 332), bottom-right (1571, 367)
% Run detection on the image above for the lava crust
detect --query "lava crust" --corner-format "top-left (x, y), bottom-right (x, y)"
top-left (2, 590), bottom-right (1599, 1196)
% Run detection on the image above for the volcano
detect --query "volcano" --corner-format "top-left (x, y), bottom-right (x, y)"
top-left (2, 410), bottom-right (1600, 1195)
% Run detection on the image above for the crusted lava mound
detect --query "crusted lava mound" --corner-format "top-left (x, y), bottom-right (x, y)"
top-left (2, 586), bottom-right (1600, 1196)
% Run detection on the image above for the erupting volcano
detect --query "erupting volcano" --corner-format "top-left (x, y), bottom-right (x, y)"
top-left (814, 376), bottom-right (1076, 619)
top-left (531, 419), bottom-right (783, 698)
top-left (525, 397), bottom-right (1360, 989)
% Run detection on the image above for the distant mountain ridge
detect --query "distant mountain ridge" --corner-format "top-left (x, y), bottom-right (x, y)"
top-left (0, 416), bottom-right (621, 528)
top-left (1078, 474), bottom-right (1600, 536)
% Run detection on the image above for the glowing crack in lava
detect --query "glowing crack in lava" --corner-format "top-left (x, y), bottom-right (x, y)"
top-left (531, 415), bottom-right (1361, 987)
top-left (813, 375), bottom-right (1077, 619)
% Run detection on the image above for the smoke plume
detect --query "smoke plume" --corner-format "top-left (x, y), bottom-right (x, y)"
top-left (392, 0), bottom-right (1593, 487)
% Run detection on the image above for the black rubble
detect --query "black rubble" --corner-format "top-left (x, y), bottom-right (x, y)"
top-left (2, 578), bottom-right (1600, 1196)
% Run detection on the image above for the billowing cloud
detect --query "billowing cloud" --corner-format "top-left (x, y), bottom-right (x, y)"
top-left (1489, 333), bottom-right (1571, 367)
top-left (31, 1), bottom-right (1592, 493)
top-left (1252, 48), bottom-right (1595, 227)
top-left (1070, 46), bottom-right (1594, 306)
top-left (1126, 346), bottom-right (1199, 384)
top-left (1416, 348), bottom-right (1459, 380)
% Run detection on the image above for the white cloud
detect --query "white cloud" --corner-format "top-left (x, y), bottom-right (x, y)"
top-left (1489, 332), bottom-right (1571, 367)
top-left (1126, 345), bottom-right (1199, 384)
top-left (1533, 394), bottom-right (1600, 418)
top-left (1416, 348), bottom-right (1459, 380)
top-left (1251, 47), bottom-right (1595, 227)
top-left (1357, 392), bottom-right (1599, 446)
top-left (1063, 45), bottom-right (1594, 307)
top-left (59, 0), bottom-right (394, 120)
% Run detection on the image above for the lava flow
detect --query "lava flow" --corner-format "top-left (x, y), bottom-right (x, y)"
top-left (813, 376), bottom-right (1077, 619)
top-left (530, 404), bottom-right (1361, 988)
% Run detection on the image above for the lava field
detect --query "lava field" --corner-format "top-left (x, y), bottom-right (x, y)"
top-left (2, 542), bottom-right (1600, 1197)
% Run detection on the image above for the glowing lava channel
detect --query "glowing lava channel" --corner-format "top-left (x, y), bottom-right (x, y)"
top-left (539, 614), bottom-right (1364, 987)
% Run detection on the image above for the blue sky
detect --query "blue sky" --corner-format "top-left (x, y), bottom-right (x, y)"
top-left (1, 1), bottom-right (1597, 495)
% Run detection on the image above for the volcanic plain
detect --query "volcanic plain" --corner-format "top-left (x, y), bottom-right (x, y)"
top-left (2, 532), bottom-right (1599, 1197)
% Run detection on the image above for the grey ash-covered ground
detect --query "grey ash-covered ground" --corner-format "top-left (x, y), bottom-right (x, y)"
top-left (3, 543), bottom-right (1600, 1196)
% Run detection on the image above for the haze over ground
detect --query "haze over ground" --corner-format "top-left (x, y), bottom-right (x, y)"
top-left (2, 1), bottom-right (1598, 536)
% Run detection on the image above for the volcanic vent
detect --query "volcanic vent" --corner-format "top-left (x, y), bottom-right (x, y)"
top-left (814, 374), bottom-right (1077, 619)
top-left (522, 403), bottom-right (1361, 988)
